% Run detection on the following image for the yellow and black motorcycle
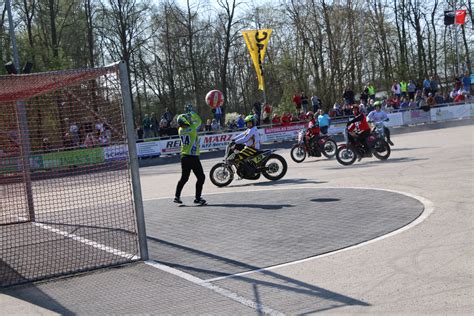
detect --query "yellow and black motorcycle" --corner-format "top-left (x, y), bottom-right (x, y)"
top-left (209, 142), bottom-right (287, 187)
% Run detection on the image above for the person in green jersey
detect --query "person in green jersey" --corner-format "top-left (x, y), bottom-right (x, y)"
top-left (174, 104), bottom-right (206, 205)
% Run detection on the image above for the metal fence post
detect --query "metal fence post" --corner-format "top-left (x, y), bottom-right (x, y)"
top-left (119, 60), bottom-right (149, 261)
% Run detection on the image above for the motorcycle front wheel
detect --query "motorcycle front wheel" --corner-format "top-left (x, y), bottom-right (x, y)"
top-left (209, 163), bottom-right (234, 187)
top-left (321, 139), bottom-right (337, 159)
top-left (262, 154), bottom-right (287, 181)
top-left (290, 144), bottom-right (306, 163)
top-left (373, 140), bottom-right (391, 160)
top-left (336, 145), bottom-right (357, 166)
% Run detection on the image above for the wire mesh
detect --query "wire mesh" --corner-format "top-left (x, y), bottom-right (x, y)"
top-left (0, 64), bottom-right (139, 287)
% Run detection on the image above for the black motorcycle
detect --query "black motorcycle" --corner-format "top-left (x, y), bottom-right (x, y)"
top-left (209, 142), bottom-right (287, 187)
top-left (336, 127), bottom-right (391, 166)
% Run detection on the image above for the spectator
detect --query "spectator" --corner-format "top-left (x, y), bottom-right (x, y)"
top-left (333, 102), bottom-right (342, 117)
top-left (342, 104), bottom-right (352, 116)
top-left (84, 133), bottom-right (98, 148)
top-left (161, 108), bottom-right (173, 127)
top-left (291, 112), bottom-right (299, 122)
top-left (151, 112), bottom-right (159, 137)
top-left (271, 113), bottom-right (281, 126)
top-left (400, 79), bottom-right (408, 98)
top-left (298, 110), bottom-right (307, 122)
top-left (159, 118), bottom-right (169, 137)
top-left (227, 120), bottom-right (237, 131)
top-left (430, 75), bottom-right (439, 95)
top-left (204, 119), bottom-right (212, 132)
top-left (417, 94), bottom-right (429, 112)
top-left (385, 97), bottom-right (399, 112)
top-left (292, 93), bottom-right (302, 112)
top-left (252, 102), bottom-right (262, 126)
top-left (42, 137), bottom-right (52, 152)
top-left (367, 82), bottom-right (376, 100)
top-left (211, 119), bottom-right (220, 131)
top-left (311, 94), bottom-right (320, 113)
top-left (343, 87), bottom-right (355, 105)
top-left (454, 91), bottom-right (465, 103)
top-left (360, 87), bottom-right (369, 105)
top-left (449, 88), bottom-right (459, 100)
top-left (391, 80), bottom-right (401, 99)
top-left (444, 92), bottom-right (453, 103)
top-left (263, 103), bottom-right (272, 124)
top-left (408, 99), bottom-right (417, 109)
top-left (95, 119), bottom-right (104, 134)
top-left (281, 112), bottom-right (291, 126)
top-left (408, 80), bottom-right (417, 100)
top-left (136, 125), bottom-right (144, 141)
top-left (423, 76), bottom-right (431, 96)
top-left (68, 120), bottom-right (80, 147)
top-left (454, 76), bottom-right (463, 90)
top-left (462, 73), bottom-right (471, 93)
top-left (142, 114), bottom-right (152, 138)
top-left (366, 99), bottom-right (375, 113)
top-left (167, 120), bottom-right (179, 136)
top-left (214, 106), bottom-right (222, 124)
top-left (399, 97), bottom-right (410, 110)
top-left (426, 93), bottom-right (436, 108)
top-left (434, 92), bottom-right (445, 105)
top-left (236, 114), bottom-right (245, 129)
top-left (301, 92), bottom-right (309, 113)
top-left (317, 109), bottom-right (331, 134)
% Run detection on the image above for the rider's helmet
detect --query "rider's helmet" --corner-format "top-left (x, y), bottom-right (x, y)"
top-left (306, 111), bottom-right (314, 119)
top-left (184, 104), bottom-right (194, 113)
top-left (177, 114), bottom-right (191, 126)
top-left (244, 114), bottom-right (256, 126)
top-left (374, 101), bottom-right (382, 108)
top-left (352, 104), bottom-right (360, 113)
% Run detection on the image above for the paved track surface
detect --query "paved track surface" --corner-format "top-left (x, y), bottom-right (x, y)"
top-left (1, 123), bottom-right (473, 314)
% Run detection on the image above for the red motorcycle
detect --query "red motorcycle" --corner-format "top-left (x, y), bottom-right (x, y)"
top-left (290, 128), bottom-right (337, 163)
top-left (336, 127), bottom-right (391, 165)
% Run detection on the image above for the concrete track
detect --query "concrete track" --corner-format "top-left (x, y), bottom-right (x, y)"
top-left (1, 123), bottom-right (473, 315)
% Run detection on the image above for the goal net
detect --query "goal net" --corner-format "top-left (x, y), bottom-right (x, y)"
top-left (0, 63), bottom-right (141, 287)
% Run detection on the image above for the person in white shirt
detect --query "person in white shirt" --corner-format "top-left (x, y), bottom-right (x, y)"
top-left (231, 114), bottom-right (260, 162)
top-left (367, 101), bottom-right (393, 145)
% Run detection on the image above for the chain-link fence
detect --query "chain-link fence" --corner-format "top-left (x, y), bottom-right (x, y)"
top-left (1, 63), bottom-right (143, 287)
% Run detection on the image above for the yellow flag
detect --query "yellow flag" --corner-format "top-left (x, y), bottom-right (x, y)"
top-left (242, 29), bottom-right (272, 91)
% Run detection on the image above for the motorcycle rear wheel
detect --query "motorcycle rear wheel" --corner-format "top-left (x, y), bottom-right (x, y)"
top-left (262, 154), bottom-right (287, 181)
top-left (373, 140), bottom-right (391, 160)
top-left (336, 145), bottom-right (357, 166)
top-left (321, 139), bottom-right (337, 159)
top-left (209, 163), bottom-right (234, 187)
top-left (290, 144), bottom-right (306, 163)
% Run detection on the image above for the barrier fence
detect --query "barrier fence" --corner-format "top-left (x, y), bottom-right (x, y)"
top-left (0, 62), bottom-right (147, 287)
top-left (1, 103), bottom-right (471, 170)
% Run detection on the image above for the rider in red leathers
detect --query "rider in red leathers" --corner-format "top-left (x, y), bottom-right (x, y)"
top-left (346, 105), bottom-right (371, 158)
top-left (305, 111), bottom-right (321, 157)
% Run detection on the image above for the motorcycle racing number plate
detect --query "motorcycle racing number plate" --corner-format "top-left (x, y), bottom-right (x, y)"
top-left (252, 153), bottom-right (265, 164)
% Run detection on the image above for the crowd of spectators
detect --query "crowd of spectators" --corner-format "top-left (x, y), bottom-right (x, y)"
top-left (330, 74), bottom-right (472, 118)
top-left (135, 74), bottom-right (472, 140)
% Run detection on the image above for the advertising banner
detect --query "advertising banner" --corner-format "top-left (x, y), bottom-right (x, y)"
top-left (430, 104), bottom-right (471, 121)
top-left (158, 138), bottom-right (182, 155)
top-left (386, 112), bottom-right (404, 127)
top-left (137, 141), bottom-right (161, 158)
top-left (103, 144), bottom-right (128, 161)
top-left (406, 109), bottom-right (431, 124)
top-left (328, 124), bottom-right (346, 135)
top-left (200, 132), bottom-right (240, 151)
top-left (264, 124), bottom-right (305, 142)
top-left (43, 147), bottom-right (104, 168)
